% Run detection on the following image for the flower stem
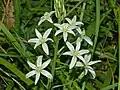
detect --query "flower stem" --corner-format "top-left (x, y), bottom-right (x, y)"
top-left (52, 36), bottom-right (59, 78)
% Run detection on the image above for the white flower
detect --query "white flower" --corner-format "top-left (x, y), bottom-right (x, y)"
top-left (63, 42), bottom-right (89, 69)
top-left (76, 54), bottom-right (101, 79)
top-left (28, 28), bottom-right (53, 55)
top-left (76, 27), bottom-right (93, 46)
top-left (65, 15), bottom-right (83, 29)
top-left (38, 11), bottom-right (55, 25)
top-left (54, 23), bottom-right (75, 42)
top-left (26, 56), bottom-right (53, 85)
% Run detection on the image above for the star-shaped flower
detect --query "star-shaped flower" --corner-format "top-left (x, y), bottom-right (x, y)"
top-left (65, 15), bottom-right (83, 29)
top-left (28, 28), bottom-right (53, 55)
top-left (38, 11), bottom-right (55, 25)
top-left (63, 42), bottom-right (89, 69)
top-left (76, 27), bottom-right (93, 46)
top-left (76, 54), bottom-right (101, 79)
top-left (26, 56), bottom-right (53, 85)
top-left (54, 23), bottom-right (75, 42)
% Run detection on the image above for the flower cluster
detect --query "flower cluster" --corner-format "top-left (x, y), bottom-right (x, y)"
top-left (26, 11), bottom-right (101, 84)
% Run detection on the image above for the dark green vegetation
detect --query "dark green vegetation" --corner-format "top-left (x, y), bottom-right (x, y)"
top-left (0, 0), bottom-right (119, 90)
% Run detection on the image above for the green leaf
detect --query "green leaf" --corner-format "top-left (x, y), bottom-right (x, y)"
top-left (0, 57), bottom-right (33, 85)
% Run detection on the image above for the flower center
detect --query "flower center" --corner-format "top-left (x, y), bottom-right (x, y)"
top-left (63, 28), bottom-right (68, 32)
top-left (36, 67), bottom-right (42, 72)
top-left (40, 38), bottom-right (45, 44)
top-left (73, 50), bottom-right (79, 56)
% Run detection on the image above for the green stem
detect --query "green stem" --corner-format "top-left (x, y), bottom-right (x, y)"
top-left (80, 1), bottom-right (86, 21)
top-left (118, 7), bottom-right (120, 90)
top-left (92, 0), bottom-right (100, 56)
top-left (52, 37), bottom-right (59, 78)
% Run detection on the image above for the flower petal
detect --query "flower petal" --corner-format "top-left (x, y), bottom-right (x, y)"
top-left (76, 22), bottom-right (84, 26)
top-left (28, 38), bottom-right (39, 43)
top-left (55, 30), bottom-right (62, 36)
top-left (42, 43), bottom-right (49, 55)
top-left (84, 54), bottom-right (91, 63)
top-left (84, 69), bottom-right (88, 75)
top-left (63, 51), bottom-right (72, 56)
top-left (34, 42), bottom-right (41, 49)
top-left (88, 67), bottom-right (96, 79)
top-left (68, 30), bottom-right (75, 36)
top-left (35, 72), bottom-right (40, 85)
top-left (41, 59), bottom-right (51, 69)
top-left (27, 61), bottom-right (36, 69)
top-left (43, 28), bottom-right (52, 39)
top-left (65, 18), bottom-right (72, 24)
top-left (66, 42), bottom-right (74, 51)
top-left (26, 70), bottom-right (36, 78)
top-left (46, 38), bottom-right (54, 42)
top-left (76, 61), bottom-right (84, 67)
top-left (35, 29), bottom-right (42, 39)
top-left (38, 17), bottom-right (45, 25)
top-left (47, 18), bottom-right (53, 23)
top-left (63, 32), bottom-right (68, 42)
top-left (79, 50), bottom-right (89, 55)
top-left (72, 15), bottom-right (76, 23)
top-left (69, 56), bottom-right (77, 69)
top-left (77, 55), bottom-right (85, 64)
top-left (54, 23), bottom-right (62, 29)
top-left (49, 11), bottom-right (55, 16)
top-left (41, 70), bottom-right (53, 80)
top-left (37, 56), bottom-right (43, 67)
top-left (88, 60), bottom-right (101, 65)
top-left (76, 41), bottom-right (81, 50)
top-left (84, 36), bottom-right (93, 46)
top-left (76, 27), bottom-right (82, 34)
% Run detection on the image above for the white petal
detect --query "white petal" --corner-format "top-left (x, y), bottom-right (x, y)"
top-left (76, 27), bottom-right (82, 34)
top-left (69, 56), bottom-right (77, 69)
top-left (35, 72), bottom-right (40, 85)
top-left (37, 56), bottom-right (43, 67)
top-left (84, 36), bottom-right (93, 46)
top-left (76, 22), bottom-right (84, 26)
top-left (28, 38), bottom-right (39, 43)
top-left (88, 67), bottom-right (96, 79)
top-left (84, 54), bottom-right (91, 63)
top-left (43, 28), bottom-right (52, 39)
top-left (88, 60), bottom-right (101, 65)
top-left (84, 69), bottom-right (88, 75)
top-left (77, 55), bottom-right (85, 64)
top-left (47, 18), bottom-right (53, 23)
top-left (76, 61), bottom-right (84, 67)
top-left (63, 32), bottom-right (68, 42)
top-left (72, 15), bottom-right (77, 23)
top-left (76, 41), bottom-right (81, 50)
top-left (35, 29), bottom-right (42, 39)
top-left (49, 11), bottom-right (55, 16)
top-left (34, 42), bottom-right (41, 49)
top-left (42, 43), bottom-right (49, 55)
top-left (79, 50), bottom-right (89, 55)
top-left (54, 23), bottom-right (62, 29)
top-left (26, 70), bottom-right (36, 78)
top-left (27, 61), bottom-right (36, 69)
top-left (41, 70), bottom-right (53, 80)
top-left (68, 30), bottom-right (75, 36)
top-left (65, 18), bottom-right (72, 24)
top-left (55, 30), bottom-right (62, 36)
top-left (46, 38), bottom-right (53, 42)
top-left (63, 51), bottom-right (72, 56)
top-left (66, 42), bottom-right (74, 51)
top-left (38, 17), bottom-right (45, 25)
top-left (41, 59), bottom-right (51, 69)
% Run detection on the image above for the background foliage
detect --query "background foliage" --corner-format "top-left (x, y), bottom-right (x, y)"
top-left (0, 0), bottom-right (119, 90)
